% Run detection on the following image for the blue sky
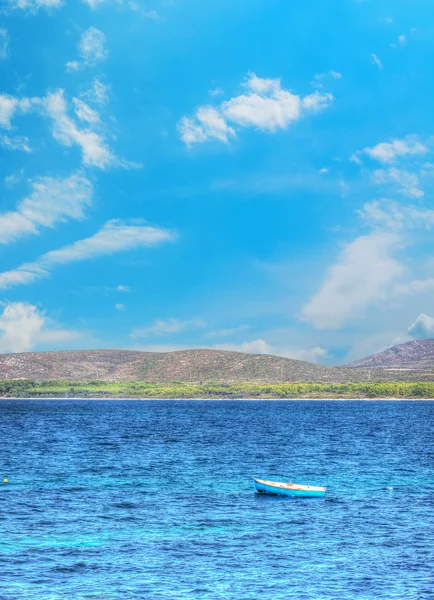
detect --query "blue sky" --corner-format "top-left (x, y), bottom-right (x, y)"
top-left (1, 0), bottom-right (434, 364)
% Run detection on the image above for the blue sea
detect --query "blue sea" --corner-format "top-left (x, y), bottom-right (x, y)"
top-left (1, 400), bottom-right (433, 599)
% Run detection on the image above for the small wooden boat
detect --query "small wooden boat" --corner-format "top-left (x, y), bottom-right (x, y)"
top-left (254, 478), bottom-right (326, 498)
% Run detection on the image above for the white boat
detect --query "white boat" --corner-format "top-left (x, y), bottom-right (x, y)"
top-left (254, 478), bottom-right (326, 497)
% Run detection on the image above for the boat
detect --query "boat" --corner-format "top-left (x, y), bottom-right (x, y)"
top-left (253, 478), bottom-right (326, 498)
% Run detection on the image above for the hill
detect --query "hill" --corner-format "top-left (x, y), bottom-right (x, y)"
top-left (0, 348), bottom-right (368, 383)
top-left (346, 339), bottom-right (434, 372)
top-left (2, 343), bottom-right (434, 385)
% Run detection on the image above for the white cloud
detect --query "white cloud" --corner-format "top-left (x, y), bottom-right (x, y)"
top-left (345, 139), bottom-right (431, 324)
top-left (223, 79), bottom-right (331, 130)
top-left (408, 313), bottom-right (434, 339)
top-left (344, 331), bottom-right (411, 364)
top-left (179, 107), bottom-right (235, 145)
top-left (43, 90), bottom-right (116, 168)
top-left (373, 167), bottom-right (424, 198)
top-left (0, 220), bottom-right (175, 289)
top-left (359, 137), bottom-right (427, 163)
top-left (209, 87), bottom-right (224, 97)
top-left (6, 0), bottom-right (62, 12)
top-left (312, 70), bottom-right (342, 87)
top-left (179, 72), bottom-right (333, 146)
top-left (285, 346), bottom-right (329, 363)
top-left (116, 284), bottom-right (130, 292)
top-left (0, 94), bottom-right (28, 128)
top-left (339, 179), bottom-right (349, 196)
top-left (350, 152), bottom-right (363, 165)
top-left (206, 324), bottom-right (251, 337)
top-left (0, 174), bottom-right (92, 245)
top-left (43, 220), bottom-right (174, 264)
top-left (141, 9), bottom-right (158, 19)
top-left (131, 317), bottom-right (206, 338)
top-left (0, 28), bottom-right (9, 60)
top-left (83, 0), bottom-right (109, 7)
top-left (128, 2), bottom-right (159, 18)
top-left (79, 27), bottom-right (108, 64)
top-left (0, 302), bottom-right (44, 353)
top-left (0, 265), bottom-right (46, 288)
top-left (67, 28), bottom-right (108, 72)
top-left (73, 98), bottom-right (100, 123)
top-left (5, 169), bottom-right (23, 188)
top-left (0, 89), bottom-right (122, 169)
top-left (394, 278), bottom-right (434, 297)
top-left (81, 79), bottom-right (109, 105)
top-left (215, 338), bottom-right (329, 363)
top-left (371, 53), bottom-right (383, 69)
top-left (0, 302), bottom-right (79, 354)
top-left (359, 200), bottom-right (434, 231)
top-left (0, 134), bottom-right (31, 152)
top-left (408, 313), bottom-right (434, 340)
top-left (115, 303), bottom-right (125, 311)
top-left (82, 0), bottom-right (159, 17)
top-left (66, 60), bottom-right (80, 72)
top-left (301, 232), bottom-right (402, 329)
top-left (216, 339), bottom-right (272, 354)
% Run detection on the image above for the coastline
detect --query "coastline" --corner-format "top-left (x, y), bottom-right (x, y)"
top-left (2, 379), bottom-right (434, 400)
top-left (1, 396), bottom-right (434, 401)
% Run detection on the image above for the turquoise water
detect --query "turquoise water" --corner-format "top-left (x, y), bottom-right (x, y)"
top-left (1, 400), bottom-right (433, 599)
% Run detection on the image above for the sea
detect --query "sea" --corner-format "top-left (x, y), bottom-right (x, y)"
top-left (1, 399), bottom-right (433, 599)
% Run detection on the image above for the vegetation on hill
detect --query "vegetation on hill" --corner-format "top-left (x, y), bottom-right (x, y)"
top-left (347, 339), bottom-right (434, 369)
top-left (1, 379), bottom-right (434, 399)
top-left (0, 348), bottom-right (362, 383)
top-left (2, 348), bottom-right (434, 384)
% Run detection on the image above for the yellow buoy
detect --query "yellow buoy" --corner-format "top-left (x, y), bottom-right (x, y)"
top-left (3, 478), bottom-right (8, 483)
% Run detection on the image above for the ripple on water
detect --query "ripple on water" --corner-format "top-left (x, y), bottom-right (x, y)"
top-left (1, 399), bottom-right (433, 599)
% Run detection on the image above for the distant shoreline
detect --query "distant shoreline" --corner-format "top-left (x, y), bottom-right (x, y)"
top-left (2, 380), bottom-right (434, 400)
top-left (1, 396), bottom-right (434, 401)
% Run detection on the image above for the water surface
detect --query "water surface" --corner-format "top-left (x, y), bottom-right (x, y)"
top-left (1, 400), bottom-right (433, 599)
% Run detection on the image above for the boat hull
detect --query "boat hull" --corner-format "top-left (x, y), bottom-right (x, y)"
top-left (254, 478), bottom-right (326, 498)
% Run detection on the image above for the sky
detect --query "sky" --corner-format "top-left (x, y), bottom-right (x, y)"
top-left (1, 0), bottom-right (434, 365)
